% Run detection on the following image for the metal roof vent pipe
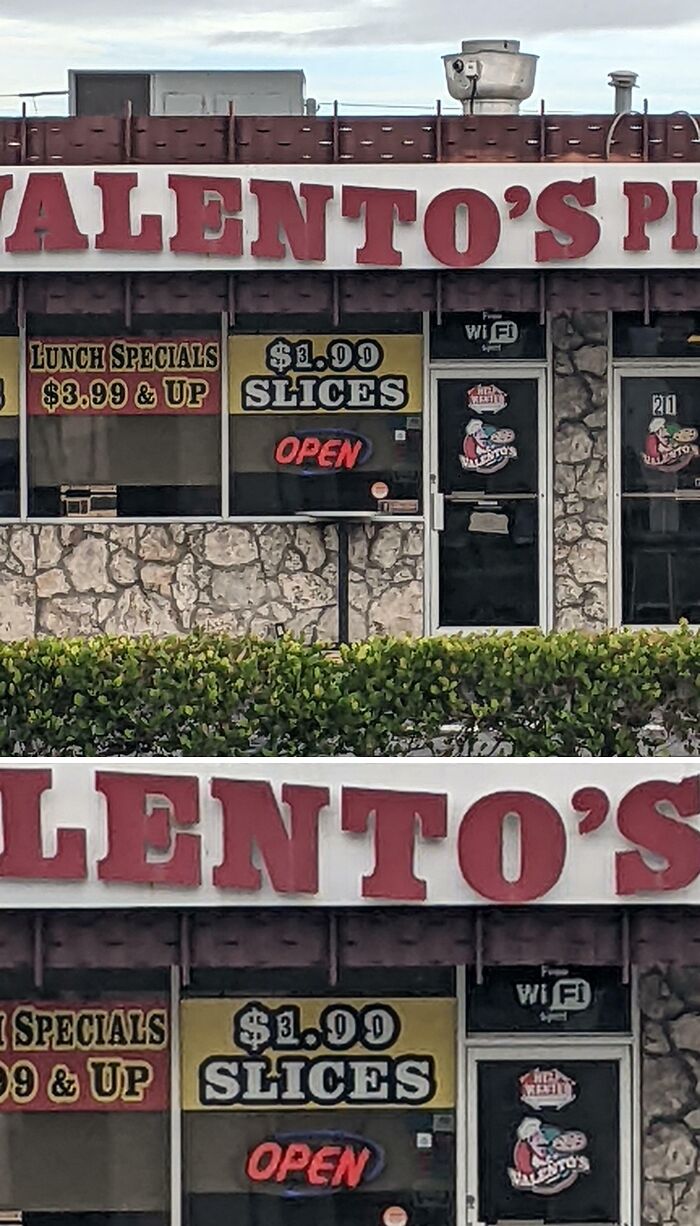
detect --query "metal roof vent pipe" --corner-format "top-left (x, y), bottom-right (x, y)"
top-left (609, 69), bottom-right (638, 114)
top-left (443, 38), bottom-right (538, 115)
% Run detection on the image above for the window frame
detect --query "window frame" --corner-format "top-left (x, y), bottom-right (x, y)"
top-left (7, 315), bottom-right (424, 528)
top-left (612, 362), bottom-right (700, 628)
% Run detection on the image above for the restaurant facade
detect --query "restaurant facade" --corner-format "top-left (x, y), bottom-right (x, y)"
top-left (0, 757), bottom-right (698, 1226)
top-left (0, 110), bottom-right (698, 639)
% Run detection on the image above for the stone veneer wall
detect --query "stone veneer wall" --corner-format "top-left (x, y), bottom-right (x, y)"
top-left (0, 521), bottom-right (423, 640)
top-left (642, 968), bottom-right (700, 1225)
top-left (552, 310), bottom-right (610, 630)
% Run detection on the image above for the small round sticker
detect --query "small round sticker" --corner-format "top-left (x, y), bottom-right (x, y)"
top-left (371, 481), bottom-right (389, 500)
top-left (382, 1208), bottom-right (408, 1226)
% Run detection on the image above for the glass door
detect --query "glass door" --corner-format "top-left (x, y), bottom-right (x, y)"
top-left (429, 373), bottom-right (547, 632)
top-left (466, 1045), bottom-right (632, 1226)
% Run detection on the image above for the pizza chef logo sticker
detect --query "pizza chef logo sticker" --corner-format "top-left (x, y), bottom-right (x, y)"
top-left (642, 395), bottom-right (699, 473)
top-left (642, 417), bottom-right (699, 472)
top-left (519, 1068), bottom-right (576, 1112)
top-left (509, 1069), bottom-right (590, 1197)
top-left (467, 383), bottom-right (508, 413)
top-left (460, 418), bottom-right (517, 474)
top-left (509, 1117), bottom-right (590, 1196)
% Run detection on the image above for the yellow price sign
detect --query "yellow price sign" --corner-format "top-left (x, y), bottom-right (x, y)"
top-left (0, 338), bottom-right (19, 417)
top-left (181, 997), bottom-right (455, 1110)
top-left (229, 334), bottom-right (423, 414)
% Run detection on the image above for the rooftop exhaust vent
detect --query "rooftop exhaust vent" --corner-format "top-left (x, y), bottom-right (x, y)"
top-left (609, 69), bottom-right (639, 114)
top-left (442, 38), bottom-right (538, 115)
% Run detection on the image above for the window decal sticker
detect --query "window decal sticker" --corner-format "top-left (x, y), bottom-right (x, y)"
top-left (518, 1068), bottom-right (577, 1111)
top-left (460, 418), bottom-right (517, 474)
top-left (508, 1117), bottom-right (590, 1196)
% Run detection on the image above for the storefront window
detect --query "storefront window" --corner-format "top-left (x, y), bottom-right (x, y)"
top-left (0, 337), bottom-right (20, 517)
top-left (0, 998), bottom-right (169, 1225)
top-left (182, 995), bottom-right (455, 1226)
top-left (614, 312), bottom-right (700, 359)
top-left (228, 335), bottom-right (423, 516)
top-left (620, 376), bottom-right (700, 623)
top-left (27, 335), bottom-right (221, 517)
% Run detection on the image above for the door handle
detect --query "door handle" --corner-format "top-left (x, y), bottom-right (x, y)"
top-left (431, 491), bottom-right (445, 531)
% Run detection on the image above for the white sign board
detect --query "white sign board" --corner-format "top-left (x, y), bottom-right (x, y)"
top-left (0, 758), bottom-right (697, 907)
top-left (0, 164), bottom-right (699, 271)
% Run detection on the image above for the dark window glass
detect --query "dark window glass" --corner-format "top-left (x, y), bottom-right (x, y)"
top-left (0, 1114), bottom-right (168, 1214)
top-left (439, 502), bottom-right (538, 627)
top-left (438, 379), bottom-right (538, 497)
top-left (621, 376), bottom-right (700, 495)
top-left (431, 313), bottom-right (546, 361)
top-left (622, 499), bottom-right (700, 623)
top-left (477, 1060), bottom-right (619, 1223)
top-left (230, 413), bottom-right (421, 515)
top-left (29, 416), bottom-right (220, 517)
top-left (0, 337), bottom-right (20, 517)
top-left (621, 376), bottom-right (700, 623)
top-left (437, 378), bottom-right (539, 627)
top-left (0, 990), bottom-right (170, 1226)
top-left (0, 417), bottom-right (19, 516)
top-left (27, 335), bottom-right (221, 518)
top-left (229, 333), bottom-right (423, 516)
top-left (467, 967), bottom-right (630, 1034)
top-left (614, 312), bottom-right (700, 358)
top-left (185, 1109), bottom-right (455, 1226)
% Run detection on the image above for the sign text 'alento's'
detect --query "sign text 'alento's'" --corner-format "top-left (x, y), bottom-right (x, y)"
top-left (1, 167), bottom-right (700, 270)
top-left (2, 766), bottom-right (700, 905)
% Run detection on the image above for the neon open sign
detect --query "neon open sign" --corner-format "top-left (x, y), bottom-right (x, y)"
top-left (245, 1131), bottom-right (385, 1197)
top-left (273, 429), bottom-right (372, 474)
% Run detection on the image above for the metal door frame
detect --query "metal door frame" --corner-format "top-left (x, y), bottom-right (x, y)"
top-left (464, 1039), bottom-right (634, 1226)
top-left (611, 363), bottom-right (700, 628)
top-left (425, 364), bottom-right (551, 634)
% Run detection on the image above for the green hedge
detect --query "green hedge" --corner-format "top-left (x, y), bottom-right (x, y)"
top-left (0, 628), bottom-right (698, 756)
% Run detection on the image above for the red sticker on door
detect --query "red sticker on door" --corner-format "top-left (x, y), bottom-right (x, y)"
top-left (519, 1068), bottom-right (576, 1111)
top-left (467, 384), bottom-right (508, 413)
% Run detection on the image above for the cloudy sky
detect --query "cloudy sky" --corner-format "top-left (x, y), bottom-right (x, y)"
top-left (1, 0), bottom-right (700, 115)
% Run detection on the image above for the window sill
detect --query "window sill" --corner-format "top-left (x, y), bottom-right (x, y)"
top-left (0, 515), bottom-right (426, 527)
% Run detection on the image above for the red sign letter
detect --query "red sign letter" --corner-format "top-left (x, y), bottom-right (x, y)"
top-left (212, 780), bottom-right (328, 894)
top-left (616, 777), bottom-right (700, 895)
top-left (0, 177), bottom-right (14, 227)
top-left (672, 180), bottom-right (698, 252)
top-left (97, 772), bottom-right (201, 886)
top-left (342, 185), bottom-right (417, 266)
top-left (169, 175), bottom-right (243, 256)
top-left (0, 769), bottom-right (86, 880)
top-left (341, 787), bottom-right (447, 901)
top-left (458, 791), bottom-right (566, 903)
top-left (535, 178), bottom-right (600, 262)
top-left (247, 1142), bottom-right (282, 1181)
top-left (6, 173), bottom-right (88, 253)
top-left (423, 189), bottom-right (500, 268)
top-left (95, 172), bottom-right (163, 252)
top-left (624, 181), bottom-right (669, 252)
top-left (250, 180), bottom-right (333, 261)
